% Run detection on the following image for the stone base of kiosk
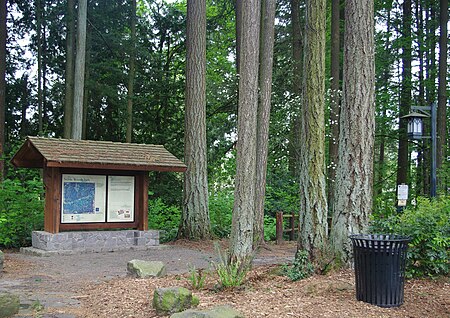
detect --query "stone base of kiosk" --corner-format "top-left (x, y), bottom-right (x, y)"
top-left (21, 230), bottom-right (159, 256)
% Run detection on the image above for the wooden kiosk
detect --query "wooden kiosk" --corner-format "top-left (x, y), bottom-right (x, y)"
top-left (12, 136), bottom-right (186, 253)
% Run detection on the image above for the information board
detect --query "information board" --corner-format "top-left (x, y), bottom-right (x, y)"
top-left (61, 174), bottom-right (106, 223)
top-left (107, 176), bottom-right (135, 222)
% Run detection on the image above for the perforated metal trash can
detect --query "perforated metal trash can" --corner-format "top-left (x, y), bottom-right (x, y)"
top-left (350, 234), bottom-right (410, 308)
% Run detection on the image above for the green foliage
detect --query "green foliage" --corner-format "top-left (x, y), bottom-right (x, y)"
top-left (263, 216), bottom-right (276, 241)
top-left (0, 179), bottom-right (45, 248)
top-left (282, 250), bottom-right (315, 281)
top-left (370, 196), bottom-right (450, 278)
top-left (212, 243), bottom-right (253, 288)
top-left (209, 190), bottom-right (233, 238)
top-left (187, 265), bottom-right (208, 290)
top-left (147, 193), bottom-right (181, 243)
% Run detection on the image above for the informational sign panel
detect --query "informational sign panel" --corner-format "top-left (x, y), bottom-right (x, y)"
top-left (107, 176), bottom-right (135, 222)
top-left (397, 184), bottom-right (409, 200)
top-left (61, 174), bottom-right (106, 223)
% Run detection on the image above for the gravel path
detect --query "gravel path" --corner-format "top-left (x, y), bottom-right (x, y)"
top-left (0, 243), bottom-right (294, 318)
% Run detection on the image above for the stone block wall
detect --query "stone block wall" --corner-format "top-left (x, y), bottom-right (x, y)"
top-left (31, 230), bottom-right (159, 252)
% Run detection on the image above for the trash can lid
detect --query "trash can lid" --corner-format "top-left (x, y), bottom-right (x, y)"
top-left (349, 234), bottom-right (410, 242)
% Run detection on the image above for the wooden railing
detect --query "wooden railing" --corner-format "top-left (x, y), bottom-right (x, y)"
top-left (275, 211), bottom-right (299, 245)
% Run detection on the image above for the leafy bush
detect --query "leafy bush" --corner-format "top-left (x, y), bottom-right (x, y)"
top-left (0, 178), bottom-right (45, 248)
top-left (282, 250), bottom-right (315, 281)
top-left (147, 194), bottom-right (181, 242)
top-left (264, 215), bottom-right (276, 241)
top-left (209, 190), bottom-right (233, 238)
top-left (370, 196), bottom-right (450, 278)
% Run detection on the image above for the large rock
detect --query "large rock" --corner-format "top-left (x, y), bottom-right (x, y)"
top-left (170, 305), bottom-right (244, 318)
top-left (0, 293), bottom-right (20, 318)
top-left (127, 260), bottom-right (166, 278)
top-left (153, 287), bottom-right (196, 315)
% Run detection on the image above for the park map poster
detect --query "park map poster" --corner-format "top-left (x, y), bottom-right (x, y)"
top-left (107, 176), bottom-right (135, 222)
top-left (61, 174), bottom-right (106, 223)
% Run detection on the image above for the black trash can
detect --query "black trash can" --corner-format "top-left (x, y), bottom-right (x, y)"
top-left (350, 234), bottom-right (410, 308)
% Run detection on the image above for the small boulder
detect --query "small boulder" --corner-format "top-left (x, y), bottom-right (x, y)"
top-left (153, 287), bottom-right (195, 315)
top-left (127, 260), bottom-right (166, 278)
top-left (0, 293), bottom-right (20, 318)
top-left (170, 305), bottom-right (244, 318)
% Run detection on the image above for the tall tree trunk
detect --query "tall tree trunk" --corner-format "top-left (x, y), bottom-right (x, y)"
top-left (437, 0), bottom-right (448, 177)
top-left (327, 0), bottom-right (340, 215)
top-left (396, 0), bottom-right (412, 191)
top-left (126, 0), bottom-right (136, 143)
top-left (0, 0), bottom-right (6, 180)
top-left (42, 13), bottom-right (48, 129)
top-left (36, 0), bottom-right (43, 135)
top-left (64, 0), bottom-right (75, 139)
top-left (230, 0), bottom-right (260, 261)
top-left (20, 74), bottom-right (28, 138)
top-left (254, 0), bottom-right (276, 247)
top-left (331, 0), bottom-right (375, 264)
top-left (288, 0), bottom-right (303, 180)
top-left (375, 7), bottom-right (392, 197)
top-left (423, 2), bottom-right (438, 194)
top-left (72, 0), bottom-right (87, 140)
top-left (298, 0), bottom-right (328, 258)
top-left (416, 0), bottom-right (425, 195)
top-left (82, 33), bottom-right (90, 141)
top-left (180, 0), bottom-right (211, 240)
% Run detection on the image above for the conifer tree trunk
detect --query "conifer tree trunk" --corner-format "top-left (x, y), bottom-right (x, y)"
top-left (82, 33), bottom-right (90, 140)
top-left (180, 0), bottom-right (211, 240)
top-left (331, 0), bottom-right (375, 264)
top-left (126, 0), bottom-right (136, 143)
top-left (254, 0), bottom-right (276, 246)
top-left (64, 0), bottom-right (75, 139)
top-left (36, 0), bottom-right (43, 135)
top-left (20, 74), bottom-right (28, 138)
top-left (396, 0), bottom-right (412, 190)
top-left (375, 7), bottom-right (392, 197)
top-left (72, 0), bottom-right (87, 140)
top-left (298, 0), bottom-right (328, 258)
top-left (230, 0), bottom-right (260, 261)
top-left (327, 0), bottom-right (340, 214)
top-left (0, 0), bottom-right (6, 180)
top-left (288, 0), bottom-right (303, 180)
top-left (437, 0), bottom-right (448, 175)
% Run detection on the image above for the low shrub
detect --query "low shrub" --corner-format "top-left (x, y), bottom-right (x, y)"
top-left (213, 243), bottom-right (253, 288)
top-left (370, 196), bottom-right (449, 278)
top-left (0, 178), bottom-right (45, 248)
top-left (148, 195), bottom-right (181, 242)
top-left (282, 250), bottom-right (315, 281)
top-left (209, 190), bottom-right (233, 238)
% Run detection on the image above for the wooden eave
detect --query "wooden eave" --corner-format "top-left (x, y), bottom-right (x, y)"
top-left (11, 136), bottom-right (187, 172)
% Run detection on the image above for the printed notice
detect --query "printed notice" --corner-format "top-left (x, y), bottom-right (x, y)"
top-left (61, 174), bottom-right (106, 223)
top-left (107, 176), bottom-right (135, 222)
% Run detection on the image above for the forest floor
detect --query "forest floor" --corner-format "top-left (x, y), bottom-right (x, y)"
top-left (1, 239), bottom-right (449, 318)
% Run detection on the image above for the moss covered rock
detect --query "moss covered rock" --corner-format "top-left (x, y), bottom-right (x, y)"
top-left (0, 293), bottom-right (20, 318)
top-left (153, 287), bottom-right (195, 315)
top-left (127, 260), bottom-right (166, 278)
top-left (170, 305), bottom-right (244, 318)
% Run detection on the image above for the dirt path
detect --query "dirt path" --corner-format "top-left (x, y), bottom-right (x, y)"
top-left (0, 241), bottom-right (296, 317)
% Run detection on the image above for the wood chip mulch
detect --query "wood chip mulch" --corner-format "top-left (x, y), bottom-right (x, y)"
top-left (54, 264), bottom-right (449, 318)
